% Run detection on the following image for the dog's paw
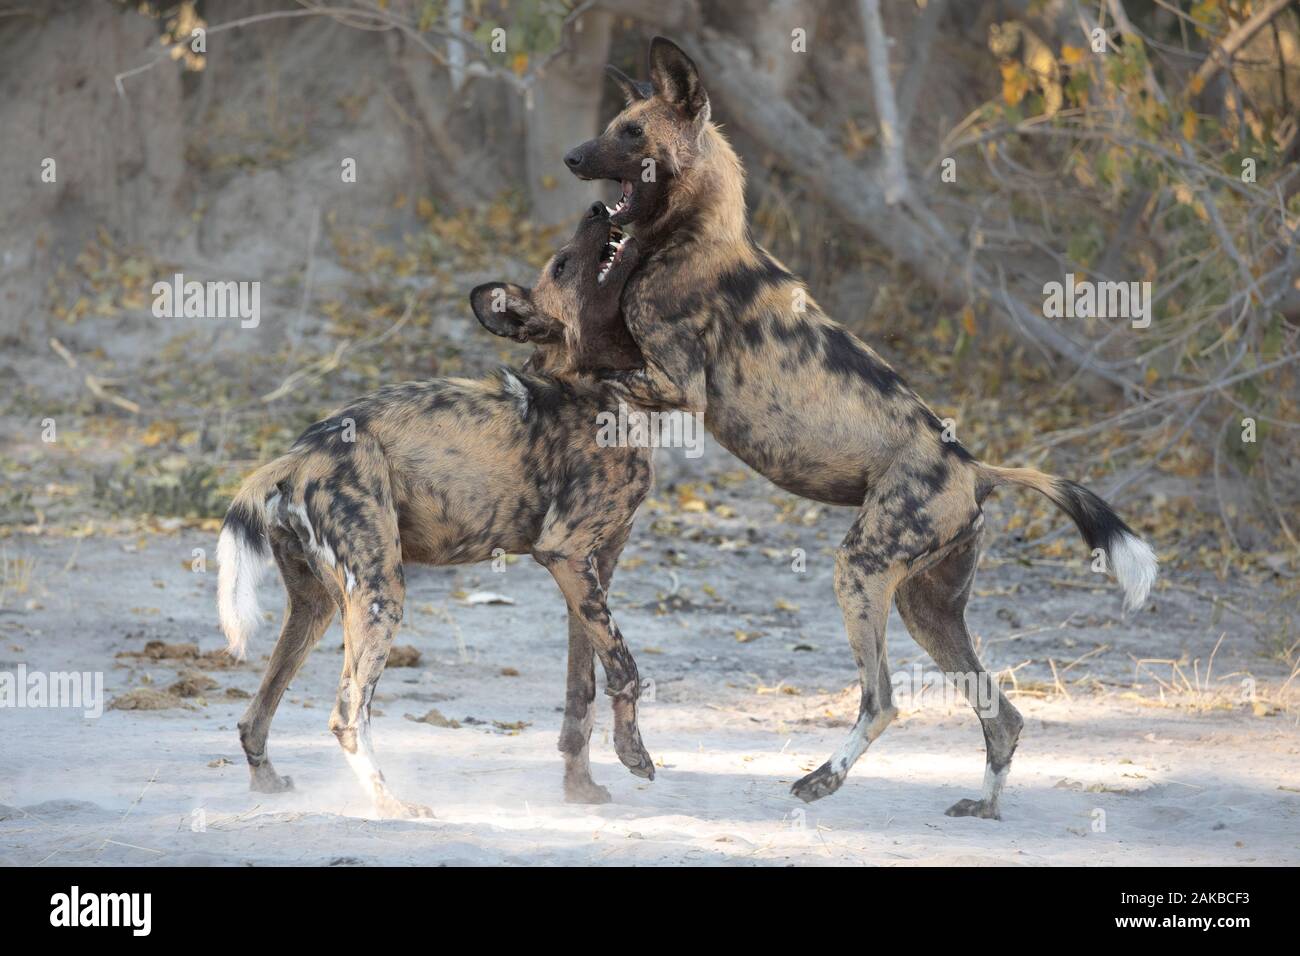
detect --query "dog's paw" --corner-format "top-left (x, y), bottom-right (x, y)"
top-left (790, 762), bottom-right (846, 803)
top-left (944, 797), bottom-right (1001, 821)
top-left (249, 769), bottom-right (294, 794)
top-left (376, 797), bottom-right (436, 820)
top-left (564, 776), bottom-right (613, 805)
top-left (617, 741), bottom-right (656, 780)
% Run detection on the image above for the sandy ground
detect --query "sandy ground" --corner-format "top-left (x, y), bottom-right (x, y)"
top-left (1, 455), bottom-right (1297, 866)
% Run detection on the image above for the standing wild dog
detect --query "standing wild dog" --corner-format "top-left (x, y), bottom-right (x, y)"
top-left (563, 37), bottom-right (1158, 819)
top-left (217, 204), bottom-right (654, 817)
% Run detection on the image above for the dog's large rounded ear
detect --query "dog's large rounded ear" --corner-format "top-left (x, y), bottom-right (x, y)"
top-left (606, 64), bottom-right (652, 105)
top-left (648, 36), bottom-right (709, 122)
top-left (470, 282), bottom-right (561, 343)
top-left (471, 282), bottom-right (534, 338)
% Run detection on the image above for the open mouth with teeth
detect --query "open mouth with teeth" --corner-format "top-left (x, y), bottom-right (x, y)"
top-left (604, 181), bottom-right (634, 221)
top-left (597, 225), bottom-right (632, 284)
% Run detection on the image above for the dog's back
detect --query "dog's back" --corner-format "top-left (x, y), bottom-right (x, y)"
top-left (218, 368), bottom-right (651, 653)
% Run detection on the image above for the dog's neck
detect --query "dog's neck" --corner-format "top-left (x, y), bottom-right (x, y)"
top-left (523, 320), bottom-right (643, 385)
top-left (572, 320), bottom-right (644, 374)
top-left (638, 123), bottom-right (748, 253)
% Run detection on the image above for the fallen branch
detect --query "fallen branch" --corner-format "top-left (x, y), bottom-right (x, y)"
top-left (260, 293), bottom-right (416, 403)
top-left (49, 337), bottom-right (141, 415)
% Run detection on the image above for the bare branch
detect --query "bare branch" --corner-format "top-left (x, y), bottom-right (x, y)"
top-left (1099, 0), bottom-right (1265, 306)
top-left (1188, 0), bottom-right (1295, 96)
top-left (446, 0), bottom-right (467, 92)
top-left (114, 0), bottom-right (601, 99)
top-left (858, 0), bottom-right (909, 204)
top-left (693, 30), bottom-right (1144, 392)
top-left (896, 0), bottom-right (946, 136)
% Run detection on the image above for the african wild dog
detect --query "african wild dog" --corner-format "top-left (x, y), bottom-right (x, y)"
top-left (217, 204), bottom-right (654, 817)
top-left (563, 37), bottom-right (1158, 819)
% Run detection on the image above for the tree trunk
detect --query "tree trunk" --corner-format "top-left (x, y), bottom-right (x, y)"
top-left (523, 9), bottom-right (616, 226)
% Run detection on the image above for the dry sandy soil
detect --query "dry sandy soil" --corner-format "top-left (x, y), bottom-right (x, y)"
top-left (1, 453), bottom-right (1297, 866)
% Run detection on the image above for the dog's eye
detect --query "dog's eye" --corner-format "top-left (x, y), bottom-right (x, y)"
top-left (623, 124), bottom-right (643, 138)
top-left (553, 257), bottom-right (567, 279)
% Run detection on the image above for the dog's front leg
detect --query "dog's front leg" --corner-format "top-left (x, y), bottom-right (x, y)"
top-left (557, 620), bottom-right (610, 804)
top-left (539, 552), bottom-right (654, 782)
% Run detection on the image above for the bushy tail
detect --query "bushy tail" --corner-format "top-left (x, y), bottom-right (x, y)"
top-left (979, 464), bottom-right (1158, 613)
top-left (217, 457), bottom-right (295, 658)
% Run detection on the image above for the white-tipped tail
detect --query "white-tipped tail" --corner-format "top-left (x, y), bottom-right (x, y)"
top-left (217, 525), bottom-right (269, 659)
top-left (1110, 531), bottom-right (1158, 614)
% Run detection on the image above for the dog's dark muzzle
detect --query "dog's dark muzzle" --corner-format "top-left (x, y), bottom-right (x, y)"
top-left (564, 140), bottom-right (606, 180)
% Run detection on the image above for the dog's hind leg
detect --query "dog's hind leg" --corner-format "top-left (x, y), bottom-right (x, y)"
top-left (238, 531), bottom-right (336, 793)
top-left (792, 465), bottom-right (976, 803)
top-left (790, 529), bottom-right (902, 803)
top-left (329, 558), bottom-right (434, 819)
top-left (895, 528), bottom-right (1022, 820)
top-left (292, 469), bottom-right (433, 820)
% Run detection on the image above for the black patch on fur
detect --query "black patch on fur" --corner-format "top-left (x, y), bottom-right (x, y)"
top-left (510, 368), bottom-right (568, 420)
top-left (292, 409), bottom-right (371, 450)
top-left (223, 500), bottom-right (268, 556)
top-left (739, 318), bottom-right (767, 349)
top-left (917, 407), bottom-right (975, 461)
top-left (716, 258), bottom-right (795, 323)
top-left (819, 326), bottom-right (903, 395)
top-left (907, 459), bottom-right (950, 496)
top-left (1053, 479), bottom-right (1135, 552)
top-left (769, 316), bottom-right (824, 364)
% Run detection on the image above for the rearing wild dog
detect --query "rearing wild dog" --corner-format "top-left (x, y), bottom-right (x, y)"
top-left (563, 37), bottom-right (1158, 819)
top-left (217, 204), bottom-right (654, 817)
